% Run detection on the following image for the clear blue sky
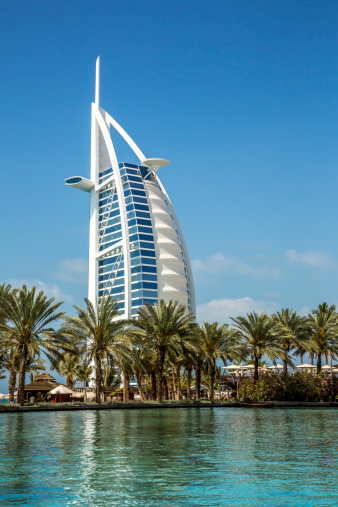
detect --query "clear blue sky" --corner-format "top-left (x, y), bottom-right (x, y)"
top-left (1, 1), bottom-right (337, 391)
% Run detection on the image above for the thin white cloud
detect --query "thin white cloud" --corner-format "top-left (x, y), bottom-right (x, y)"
top-left (196, 297), bottom-right (280, 324)
top-left (57, 258), bottom-right (88, 284)
top-left (285, 249), bottom-right (333, 268)
top-left (9, 279), bottom-right (74, 303)
top-left (192, 253), bottom-right (282, 280)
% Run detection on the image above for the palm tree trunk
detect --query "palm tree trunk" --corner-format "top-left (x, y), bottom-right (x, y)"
top-left (208, 360), bottom-right (215, 403)
top-left (283, 359), bottom-right (288, 374)
top-left (310, 353), bottom-right (314, 366)
top-left (300, 352), bottom-right (303, 365)
top-left (195, 364), bottom-right (201, 400)
top-left (156, 346), bottom-right (166, 402)
top-left (163, 376), bottom-right (169, 400)
top-left (176, 366), bottom-right (181, 400)
top-left (136, 371), bottom-right (146, 401)
top-left (187, 365), bottom-right (192, 399)
top-left (18, 347), bottom-right (28, 406)
top-left (317, 354), bottom-right (322, 375)
top-left (8, 370), bottom-right (16, 403)
top-left (171, 365), bottom-right (177, 400)
top-left (151, 371), bottom-right (157, 400)
top-left (83, 380), bottom-right (87, 402)
top-left (95, 356), bottom-right (102, 404)
top-left (124, 372), bottom-right (130, 402)
top-left (254, 356), bottom-right (259, 382)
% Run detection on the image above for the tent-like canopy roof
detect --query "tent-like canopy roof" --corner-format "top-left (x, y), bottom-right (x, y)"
top-left (49, 385), bottom-right (74, 394)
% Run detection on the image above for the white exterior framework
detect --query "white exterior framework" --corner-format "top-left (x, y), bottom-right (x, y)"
top-left (65, 57), bottom-right (195, 318)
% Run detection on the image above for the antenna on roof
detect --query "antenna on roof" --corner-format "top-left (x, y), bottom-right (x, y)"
top-left (95, 56), bottom-right (100, 106)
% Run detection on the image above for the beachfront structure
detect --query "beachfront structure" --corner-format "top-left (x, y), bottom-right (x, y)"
top-left (65, 58), bottom-right (195, 318)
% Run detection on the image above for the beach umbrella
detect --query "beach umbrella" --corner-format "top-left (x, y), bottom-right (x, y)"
top-left (224, 365), bottom-right (241, 371)
top-left (49, 385), bottom-right (74, 394)
top-left (296, 364), bottom-right (316, 373)
top-left (321, 365), bottom-right (331, 370)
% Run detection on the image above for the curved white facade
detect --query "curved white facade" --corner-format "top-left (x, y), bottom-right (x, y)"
top-left (65, 57), bottom-right (195, 317)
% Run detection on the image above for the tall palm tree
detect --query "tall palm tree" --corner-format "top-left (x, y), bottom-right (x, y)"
top-left (196, 322), bottom-right (242, 403)
top-left (62, 296), bottom-right (136, 404)
top-left (272, 309), bottom-right (311, 373)
top-left (165, 348), bottom-right (179, 400)
top-left (128, 342), bottom-right (153, 401)
top-left (75, 360), bottom-right (94, 401)
top-left (179, 337), bottom-right (201, 400)
top-left (130, 300), bottom-right (196, 402)
top-left (0, 285), bottom-right (67, 406)
top-left (51, 352), bottom-right (80, 388)
top-left (193, 352), bottom-right (205, 401)
top-left (0, 283), bottom-right (12, 324)
top-left (231, 312), bottom-right (287, 381)
top-left (308, 311), bottom-right (338, 373)
top-left (0, 349), bottom-right (18, 402)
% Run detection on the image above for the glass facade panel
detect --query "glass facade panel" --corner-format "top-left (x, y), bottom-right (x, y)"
top-left (94, 160), bottom-right (192, 316)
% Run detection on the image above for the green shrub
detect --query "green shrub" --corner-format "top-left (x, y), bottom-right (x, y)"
top-left (237, 372), bottom-right (338, 402)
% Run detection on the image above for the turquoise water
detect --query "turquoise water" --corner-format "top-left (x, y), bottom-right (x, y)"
top-left (0, 408), bottom-right (338, 506)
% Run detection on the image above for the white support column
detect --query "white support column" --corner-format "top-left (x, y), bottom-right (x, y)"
top-left (88, 103), bottom-right (99, 307)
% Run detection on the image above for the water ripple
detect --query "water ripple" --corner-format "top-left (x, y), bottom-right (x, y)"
top-left (0, 408), bottom-right (337, 506)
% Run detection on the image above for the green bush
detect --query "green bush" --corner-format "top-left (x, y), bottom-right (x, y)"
top-left (237, 372), bottom-right (338, 402)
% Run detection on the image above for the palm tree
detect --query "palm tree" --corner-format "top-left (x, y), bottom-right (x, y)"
top-left (0, 283), bottom-right (12, 324)
top-left (193, 352), bottom-right (205, 401)
top-left (0, 285), bottom-right (67, 406)
top-left (62, 296), bottom-right (136, 404)
top-left (312, 302), bottom-right (336, 317)
top-left (179, 338), bottom-right (201, 400)
top-left (53, 352), bottom-right (80, 388)
top-left (272, 309), bottom-right (311, 373)
top-left (26, 357), bottom-right (46, 382)
top-left (196, 322), bottom-right (242, 403)
top-left (294, 343), bottom-right (307, 365)
top-left (128, 343), bottom-right (153, 401)
top-left (0, 349), bottom-right (18, 402)
top-left (165, 348), bottom-right (179, 400)
top-left (75, 360), bottom-right (94, 401)
top-left (0, 284), bottom-right (13, 388)
top-left (308, 311), bottom-right (338, 373)
top-left (130, 300), bottom-right (196, 402)
top-left (231, 312), bottom-right (287, 381)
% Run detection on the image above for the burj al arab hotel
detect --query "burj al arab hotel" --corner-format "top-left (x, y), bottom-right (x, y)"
top-left (65, 58), bottom-right (195, 318)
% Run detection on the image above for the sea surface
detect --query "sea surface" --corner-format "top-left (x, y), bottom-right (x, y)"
top-left (0, 408), bottom-right (337, 506)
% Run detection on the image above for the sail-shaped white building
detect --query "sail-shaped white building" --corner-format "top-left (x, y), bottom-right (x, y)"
top-left (65, 58), bottom-right (195, 318)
